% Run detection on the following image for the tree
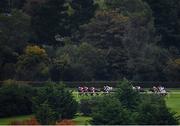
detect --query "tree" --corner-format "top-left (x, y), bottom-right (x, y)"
top-left (80, 10), bottom-right (129, 49)
top-left (164, 58), bottom-right (180, 81)
top-left (50, 53), bottom-right (72, 81)
top-left (23, 0), bottom-right (46, 15)
top-left (91, 96), bottom-right (135, 125)
top-left (90, 79), bottom-right (179, 125)
top-left (0, 10), bottom-right (31, 80)
top-left (0, 0), bottom-right (9, 13)
top-left (30, 0), bottom-right (97, 45)
top-left (0, 10), bottom-right (30, 54)
top-left (105, 0), bottom-right (152, 17)
top-left (122, 15), bottom-right (167, 81)
top-left (52, 43), bottom-right (108, 81)
top-left (69, 0), bottom-right (97, 33)
top-left (94, 0), bottom-right (107, 10)
top-left (33, 82), bottom-right (78, 120)
top-left (76, 43), bottom-right (108, 80)
top-left (0, 83), bottom-right (35, 117)
top-left (95, 0), bottom-right (169, 81)
top-left (136, 94), bottom-right (179, 125)
top-left (10, 0), bottom-right (26, 10)
top-left (79, 98), bottom-right (98, 116)
top-left (144, 0), bottom-right (180, 49)
top-left (31, 0), bottom-right (69, 45)
top-left (15, 45), bottom-right (50, 81)
top-left (0, 0), bottom-right (26, 13)
top-left (35, 102), bottom-right (56, 125)
top-left (115, 79), bottom-right (140, 110)
top-left (79, 11), bottom-right (130, 80)
top-left (79, 8), bottom-right (165, 80)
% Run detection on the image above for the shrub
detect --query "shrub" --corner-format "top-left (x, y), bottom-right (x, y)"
top-left (33, 82), bottom-right (78, 124)
top-left (115, 78), bottom-right (140, 110)
top-left (0, 83), bottom-right (35, 117)
top-left (136, 94), bottom-right (179, 125)
top-left (90, 79), bottom-right (179, 125)
top-left (91, 96), bottom-right (135, 125)
top-left (35, 102), bottom-right (56, 125)
top-left (79, 98), bottom-right (98, 116)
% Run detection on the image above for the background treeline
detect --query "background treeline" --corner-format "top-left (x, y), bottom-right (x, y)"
top-left (0, 0), bottom-right (180, 81)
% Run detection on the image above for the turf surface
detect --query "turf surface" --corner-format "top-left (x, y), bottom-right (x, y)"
top-left (72, 115), bottom-right (92, 125)
top-left (0, 115), bottom-right (33, 125)
top-left (166, 93), bottom-right (180, 115)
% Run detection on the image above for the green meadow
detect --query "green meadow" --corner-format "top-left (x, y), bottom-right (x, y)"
top-left (166, 93), bottom-right (180, 115)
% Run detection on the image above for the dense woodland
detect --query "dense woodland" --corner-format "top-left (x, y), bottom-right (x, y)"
top-left (0, 0), bottom-right (180, 81)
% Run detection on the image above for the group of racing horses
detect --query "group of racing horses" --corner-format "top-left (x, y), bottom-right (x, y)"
top-left (78, 85), bottom-right (113, 95)
top-left (131, 85), bottom-right (168, 96)
top-left (78, 85), bottom-right (168, 96)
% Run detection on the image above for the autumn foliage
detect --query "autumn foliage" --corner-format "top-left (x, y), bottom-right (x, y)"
top-left (25, 45), bottom-right (47, 56)
top-left (10, 118), bottom-right (76, 125)
top-left (10, 117), bottom-right (39, 125)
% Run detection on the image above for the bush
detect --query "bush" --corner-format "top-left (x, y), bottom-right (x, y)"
top-left (0, 83), bottom-right (35, 117)
top-left (35, 102), bottom-right (56, 125)
top-left (79, 98), bottom-right (98, 116)
top-left (91, 96), bottom-right (135, 125)
top-left (33, 82), bottom-right (78, 124)
top-left (115, 79), bottom-right (140, 110)
top-left (90, 79), bottom-right (179, 125)
top-left (136, 94), bottom-right (179, 125)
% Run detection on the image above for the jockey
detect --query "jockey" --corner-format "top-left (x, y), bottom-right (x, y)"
top-left (92, 87), bottom-right (95, 92)
top-left (84, 86), bottom-right (89, 92)
top-left (104, 85), bottom-right (112, 93)
top-left (161, 88), bottom-right (166, 94)
top-left (104, 85), bottom-right (108, 93)
top-left (104, 86), bottom-right (107, 92)
top-left (89, 87), bottom-right (96, 95)
top-left (153, 86), bottom-right (156, 90)
top-left (137, 86), bottom-right (141, 91)
top-left (109, 86), bottom-right (113, 91)
top-left (153, 86), bottom-right (158, 93)
top-left (160, 86), bottom-right (166, 94)
top-left (132, 86), bottom-right (136, 90)
top-left (90, 87), bottom-right (95, 93)
top-left (78, 86), bottom-right (84, 93)
top-left (158, 85), bottom-right (164, 92)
